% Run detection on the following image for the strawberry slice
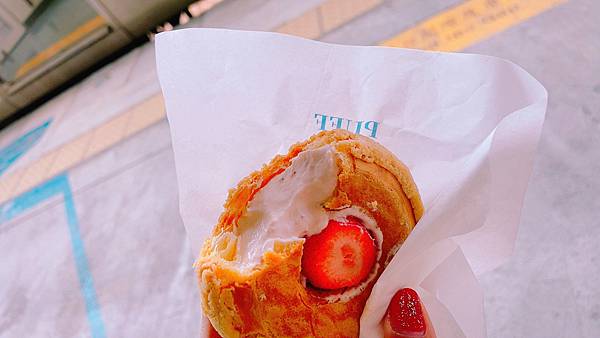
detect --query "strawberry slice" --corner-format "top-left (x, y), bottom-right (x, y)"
top-left (301, 218), bottom-right (377, 290)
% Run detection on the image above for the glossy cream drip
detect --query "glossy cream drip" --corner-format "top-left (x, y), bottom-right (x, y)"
top-left (235, 146), bottom-right (338, 270)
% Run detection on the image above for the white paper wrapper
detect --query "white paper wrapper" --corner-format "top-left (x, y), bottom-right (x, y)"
top-left (155, 28), bottom-right (547, 337)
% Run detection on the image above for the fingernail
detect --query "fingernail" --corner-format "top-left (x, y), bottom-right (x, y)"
top-left (385, 288), bottom-right (426, 337)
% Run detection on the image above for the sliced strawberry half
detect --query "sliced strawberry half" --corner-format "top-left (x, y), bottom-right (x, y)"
top-left (301, 218), bottom-right (377, 290)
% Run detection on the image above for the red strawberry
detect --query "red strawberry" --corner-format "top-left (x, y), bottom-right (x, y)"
top-left (301, 218), bottom-right (377, 290)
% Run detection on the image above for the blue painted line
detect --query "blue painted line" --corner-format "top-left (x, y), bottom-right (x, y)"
top-left (0, 174), bottom-right (106, 338)
top-left (0, 119), bottom-right (52, 176)
top-left (62, 178), bottom-right (106, 338)
top-left (0, 174), bottom-right (64, 222)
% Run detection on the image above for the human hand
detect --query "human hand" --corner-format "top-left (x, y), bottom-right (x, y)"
top-left (202, 287), bottom-right (436, 337)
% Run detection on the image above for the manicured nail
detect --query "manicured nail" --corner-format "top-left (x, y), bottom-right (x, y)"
top-left (385, 288), bottom-right (426, 337)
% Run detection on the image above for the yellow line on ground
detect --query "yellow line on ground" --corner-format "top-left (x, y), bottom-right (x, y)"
top-left (276, 0), bottom-right (381, 39)
top-left (16, 16), bottom-right (106, 78)
top-left (382, 0), bottom-right (567, 51)
top-left (0, 94), bottom-right (165, 204)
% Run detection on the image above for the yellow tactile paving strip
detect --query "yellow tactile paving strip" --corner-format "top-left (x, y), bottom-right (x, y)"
top-left (277, 8), bottom-right (322, 40)
top-left (275, 0), bottom-right (382, 39)
top-left (0, 0), bottom-right (566, 204)
top-left (0, 94), bottom-right (165, 204)
top-left (0, 171), bottom-right (23, 202)
top-left (382, 0), bottom-right (567, 51)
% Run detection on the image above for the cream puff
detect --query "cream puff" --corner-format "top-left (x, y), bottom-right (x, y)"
top-left (196, 129), bottom-right (424, 337)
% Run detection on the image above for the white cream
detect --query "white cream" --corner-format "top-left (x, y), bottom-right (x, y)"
top-left (234, 149), bottom-right (383, 303)
top-left (235, 146), bottom-right (338, 269)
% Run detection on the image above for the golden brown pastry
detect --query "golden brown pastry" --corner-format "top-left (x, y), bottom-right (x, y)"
top-left (197, 129), bottom-right (423, 337)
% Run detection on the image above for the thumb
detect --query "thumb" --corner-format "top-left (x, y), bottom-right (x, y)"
top-left (384, 288), bottom-right (436, 338)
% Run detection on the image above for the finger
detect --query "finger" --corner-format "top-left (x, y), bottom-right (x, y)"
top-left (383, 288), bottom-right (436, 338)
top-left (208, 324), bottom-right (221, 338)
top-left (201, 315), bottom-right (222, 338)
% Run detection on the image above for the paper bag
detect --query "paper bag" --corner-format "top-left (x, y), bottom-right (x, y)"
top-left (155, 28), bottom-right (547, 337)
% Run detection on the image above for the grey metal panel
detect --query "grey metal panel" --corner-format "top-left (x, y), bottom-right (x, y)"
top-left (0, 96), bottom-right (17, 121)
top-left (0, 0), bottom-right (195, 121)
top-left (7, 26), bottom-right (113, 95)
top-left (0, 0), bottom-right (42, 23)
top-left (95, 0), bottom-right (195, 36)
top-left (7, 30), bottom-right (130, 108)
top-left (85, 0), bottom-right (134, 39)
top-left (0, 4), bottom-right (25, 53)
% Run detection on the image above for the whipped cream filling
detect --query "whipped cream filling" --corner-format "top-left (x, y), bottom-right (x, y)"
top-left (234, 147), bottom-right (384, 303)
top-left (235, 146), bottom-right (338, 270)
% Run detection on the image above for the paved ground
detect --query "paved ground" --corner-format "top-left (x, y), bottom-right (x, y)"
top-left (1, 0), bottom-right (599, 337)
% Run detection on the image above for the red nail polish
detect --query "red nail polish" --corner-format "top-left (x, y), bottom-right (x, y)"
top-left (385, 288), bottom-right (426, 337)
